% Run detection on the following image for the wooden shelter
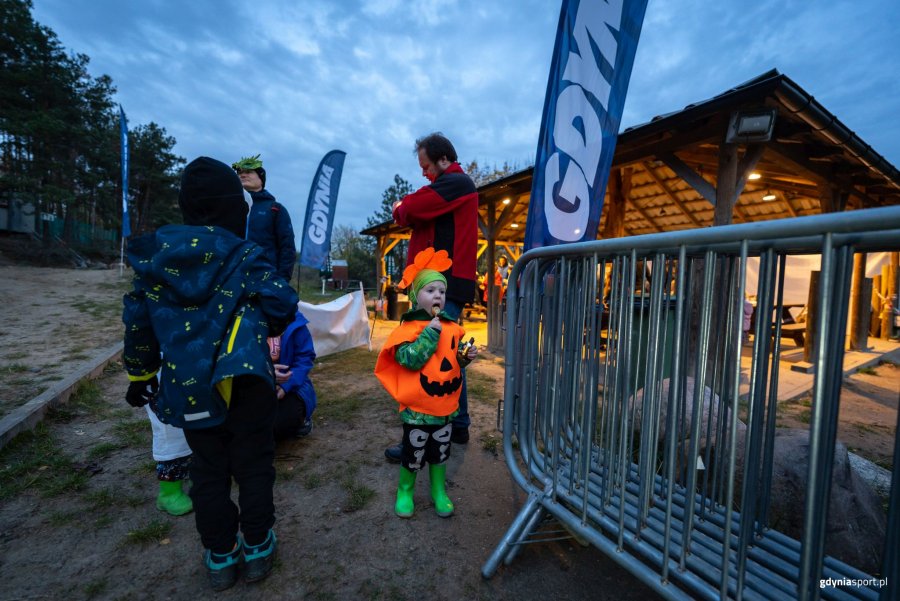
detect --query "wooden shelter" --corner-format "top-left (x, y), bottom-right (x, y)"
top-left (362, 70), bottom-right (900, 343)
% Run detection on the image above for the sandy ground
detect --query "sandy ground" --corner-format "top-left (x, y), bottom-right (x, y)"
top-left (0, 265), bottom-right (660, 601)
top-left (0, 264), bottom-right (895, 600)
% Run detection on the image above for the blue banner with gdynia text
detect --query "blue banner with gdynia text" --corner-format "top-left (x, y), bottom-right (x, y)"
top-left (524, 0), bottom-right (648, 249)
top-left (299, 150), bottom-right (347, 270)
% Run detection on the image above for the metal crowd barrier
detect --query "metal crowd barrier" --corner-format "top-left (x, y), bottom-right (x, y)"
top-left (483, 206), bottom-right (900, 600)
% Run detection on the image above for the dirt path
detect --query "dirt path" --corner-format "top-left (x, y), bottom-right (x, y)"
top-left (0, 264), bottom-right (895, 600)
top-left (0, 265), bottom-right (659, 600)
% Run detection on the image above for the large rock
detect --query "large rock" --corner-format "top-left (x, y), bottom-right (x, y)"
top-left (630, 379), bottom-right (886, 574)
top-left (762, 428), bottom-right (887, 575)
top-left (631, 376), bottom-right (746, 450)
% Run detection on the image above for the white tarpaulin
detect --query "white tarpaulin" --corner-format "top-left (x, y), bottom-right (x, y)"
top-left (745, 252), bottom-right (893, 305)
top-left (299, 289), bottom-right (371, 358)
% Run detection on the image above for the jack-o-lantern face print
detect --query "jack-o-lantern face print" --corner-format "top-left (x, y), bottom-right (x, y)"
top-left (419, 332), bottom-right (462, 397)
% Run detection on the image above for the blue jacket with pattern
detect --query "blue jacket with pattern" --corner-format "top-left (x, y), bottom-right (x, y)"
top-left (122, 224), bottom-right (299, 429)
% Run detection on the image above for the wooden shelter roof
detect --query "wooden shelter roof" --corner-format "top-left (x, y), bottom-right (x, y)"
top-left (362, 70), bottom-right (900, 243)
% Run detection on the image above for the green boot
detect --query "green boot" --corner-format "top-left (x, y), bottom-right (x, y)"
top-left (429, 463), bottom-right (454, 517)
top-left (157, 480), bottom-right (193, 516)
top-left (395, 466), bottom-right (417, 518)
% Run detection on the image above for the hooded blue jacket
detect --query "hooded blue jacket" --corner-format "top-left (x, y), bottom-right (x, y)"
top-left (277, 310), bottom-right (317, 419)
top-left (248, 189), bottom-right (296, 281)
top-left (123, 224), bottom-right (299, 429)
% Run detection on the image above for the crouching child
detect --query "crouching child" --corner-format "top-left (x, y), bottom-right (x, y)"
top-left (374, 248), bottom-right (478, 518)
top-left (122, 157), bottom-right (299, 591)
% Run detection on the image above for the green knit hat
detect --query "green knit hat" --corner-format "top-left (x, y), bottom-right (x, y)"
top-left (410, 269), bottom-right (447, 309)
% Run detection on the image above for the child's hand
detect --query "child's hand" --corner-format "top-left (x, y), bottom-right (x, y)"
top-left (274, 364), bottom-right (292, 383)
top-left (428, 316), bottom-right (442, 331)
top-left (466, 345), bottom-right (479, 360)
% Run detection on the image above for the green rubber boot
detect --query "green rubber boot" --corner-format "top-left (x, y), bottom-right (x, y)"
top-left (157, 480), bottom-right (193, 516)
top-left (429, 463), bottom-right (454, 517)
top-left (395, 466), bottom-right (417, 518)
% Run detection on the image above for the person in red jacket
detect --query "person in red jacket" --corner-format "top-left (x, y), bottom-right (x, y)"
top-left (385, 133), bottom-right (478, 462)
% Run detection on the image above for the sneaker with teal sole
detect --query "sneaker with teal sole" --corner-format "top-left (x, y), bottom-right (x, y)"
top-left (243, 530), bottom-right (277, 583)
top-left (204, 539), bottom-right (242, 591)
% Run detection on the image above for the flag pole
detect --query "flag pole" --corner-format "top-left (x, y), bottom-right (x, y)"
top-left (119, 104), bottom-right (130, 277)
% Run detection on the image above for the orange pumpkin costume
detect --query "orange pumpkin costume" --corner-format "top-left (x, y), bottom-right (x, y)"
top-left (374, 315), bottom-right (466, 417)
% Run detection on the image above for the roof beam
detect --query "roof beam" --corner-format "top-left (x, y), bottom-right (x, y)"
top-left (615, 119), bottom-right (722, 167)
top-left (766, 141), bottom-right (881, 206)
top-left (658, 152), bottom-right (718, 205)
top-left (639, 162), bottom-right (703, 228)
top-left (733, 144), bottom-right (765, 204)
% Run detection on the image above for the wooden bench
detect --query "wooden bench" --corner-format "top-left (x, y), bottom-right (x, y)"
top-left (780, 322), bottom-right (806, 346)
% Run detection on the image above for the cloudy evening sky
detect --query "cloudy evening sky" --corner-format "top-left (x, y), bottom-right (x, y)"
top-left (31, 0), bottom-right (900, 234)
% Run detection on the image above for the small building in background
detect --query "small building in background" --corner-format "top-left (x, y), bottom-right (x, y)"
top-left (330, 259), bottom-right (349, 289)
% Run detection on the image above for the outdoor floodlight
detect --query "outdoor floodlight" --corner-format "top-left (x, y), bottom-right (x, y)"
top-left (726, 109), bottom-right (777, 143)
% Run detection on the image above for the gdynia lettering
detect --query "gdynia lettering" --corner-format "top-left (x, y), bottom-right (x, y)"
top-left (545, 0), bottom-right (623, 241)
top-left (307, 164), bottom-right (334, 244)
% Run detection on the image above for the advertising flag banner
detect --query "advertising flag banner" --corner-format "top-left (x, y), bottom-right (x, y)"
top-left (524, 0), bottom-right (648, 250)
top-left (119, 105), bottom-right (131, 238)
top-left (299, 150), bottom-right (347, 270)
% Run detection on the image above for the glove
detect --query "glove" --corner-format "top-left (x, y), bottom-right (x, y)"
top-left (126, 378), bottom-right (159, 408)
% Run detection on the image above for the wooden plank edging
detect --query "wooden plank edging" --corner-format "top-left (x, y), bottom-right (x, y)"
top-left (0, 341), bottom-right (124, 451)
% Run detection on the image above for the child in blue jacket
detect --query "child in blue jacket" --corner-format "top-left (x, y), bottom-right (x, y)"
top-left (268, 309), bottom-right (317, 440)
top-left (122, 156), bottom-right (298, 591)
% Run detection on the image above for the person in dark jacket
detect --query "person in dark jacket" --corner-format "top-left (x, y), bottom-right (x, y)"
top-left (384, 133), bottom-right (478, 463)
top-left (232, 154), bottom-right (297, 282)
top-left (122, 156), bottom-right (299, 591)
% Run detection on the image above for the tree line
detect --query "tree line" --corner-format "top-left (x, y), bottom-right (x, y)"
top-left (1, 0), bottom-right (521, 280)
top-left (0, 0), bottom-right (182, 253)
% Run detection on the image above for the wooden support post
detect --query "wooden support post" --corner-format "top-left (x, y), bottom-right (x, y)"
top-left (714, 143), bottom-right (738, 226)
top-left (601, 168), bottom-right (630, 239)
top-left (889, 253), bottom-right (899, 339)
top-left (849, 253), bottom-right (867, 350)
top-left (871, 275), bottom-right (882, 337)
top-left (804, 271), bottom-right (820, 364)
top-left (881, 264), bottom-right (892, 340)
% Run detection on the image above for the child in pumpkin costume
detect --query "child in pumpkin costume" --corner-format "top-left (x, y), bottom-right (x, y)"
top-left (375, 248), bottom-right (478, 518)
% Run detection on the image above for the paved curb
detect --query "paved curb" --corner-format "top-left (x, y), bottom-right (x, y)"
top-left (0, 341), bottom-right (123, 451)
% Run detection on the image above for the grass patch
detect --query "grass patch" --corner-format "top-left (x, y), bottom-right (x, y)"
top-left (1, 362), bottom-right (29, 374)
top-left (71, 298), bottom-right (123, 320)
top-left (314, 348), bottom-right (378, 423)
top-left (852, 422), bottom-right (886, 435)
top-left (344, 481), bottom-right (376, 512)
top-left (88, 441), bottom-right (124, 459)
top-left (83, 578), bottom-right (108, 598)
top-left (67, 380), bottom-right (107, 415)
top-left (111, 420), bottom-right (150, 447)
top-left (130, 461), bottom-right (158, 477)
top-left (83, 487), bottom-right (143, 510)
top-left (467, 369), bottom-right (500, 405)
top-left (340, 462), bottom-right (376, 512)
top-left (124, 520), bottom-right (172, 545)
top-left (479, 432), bottom-right (501, 456)
top-left (796, 409), bottom-right (811, 424)
top-left (0, 424), bottom-right (87, 500)
top-left (48, 510), bottom-right (78, 527)
top-left (857, 366), bottom-right (877, 376)
top-left (3, 351), bottom-right (30, 361)
top-left (276, 464), bottom-right (296, 481)
top-left (304, 473), bottom-right (323, 489)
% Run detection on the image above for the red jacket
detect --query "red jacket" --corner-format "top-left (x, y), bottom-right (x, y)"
top-left (393, 162), bottom-right (478, 304)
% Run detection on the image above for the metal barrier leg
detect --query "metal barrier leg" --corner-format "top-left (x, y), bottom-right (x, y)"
top-left (481, 492), bottom-right (544, 578)
top-left (503, 501), bottom-right (549, 566)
